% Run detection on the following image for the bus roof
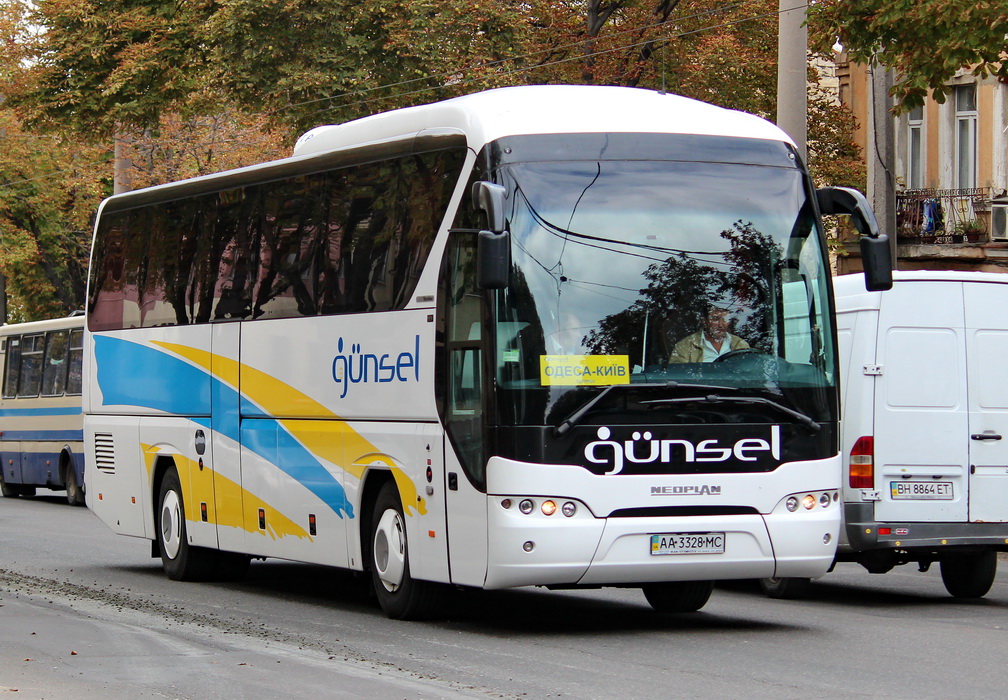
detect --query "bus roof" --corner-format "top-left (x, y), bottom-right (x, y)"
top-left (293, 85), bottom-right (794, 157)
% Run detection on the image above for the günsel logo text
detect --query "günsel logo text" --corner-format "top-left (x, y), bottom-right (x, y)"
top-left (584, 425), bottom-right (781, 476)
top-left (331, 335), bottom-right (420, 399)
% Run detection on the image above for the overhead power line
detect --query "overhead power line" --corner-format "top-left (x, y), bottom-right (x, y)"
top-left (0, 0), bottom-right (805, 194)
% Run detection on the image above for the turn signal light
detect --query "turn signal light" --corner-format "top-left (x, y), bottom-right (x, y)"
top-left (850, 436), bottom-right (875, 488)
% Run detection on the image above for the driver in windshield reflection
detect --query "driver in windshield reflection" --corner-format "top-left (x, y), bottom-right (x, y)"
top-left (669, 306), bottom-right (749, 363)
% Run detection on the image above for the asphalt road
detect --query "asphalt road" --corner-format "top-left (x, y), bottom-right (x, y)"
top-left (2, 493), bottom-right (1006, 699)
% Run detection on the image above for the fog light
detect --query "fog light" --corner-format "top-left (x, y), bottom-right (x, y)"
top-left (562, 501), bottom-right (577, 517)
top-left (518, 499), bottom-right (534, 514)
top-left (823, 533), bottom-right (832, 545)
top-left (820, 493), bottom-right (831, 507)
top-left (541, 500), bottom-right (557, 516)
top-left (802, 494), bottom-right (817, 510)
top-left (501, 498), bottom-right (512, 509)
top-left (523, 541), bottom-right (535, 552)
top-left (786, 496), bottom-right (799, 512)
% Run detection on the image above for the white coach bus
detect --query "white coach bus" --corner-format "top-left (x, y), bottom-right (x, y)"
top-left (1, 314), bottom-right (86, 504)
top-left (84, 85), bottom-right (891, 618)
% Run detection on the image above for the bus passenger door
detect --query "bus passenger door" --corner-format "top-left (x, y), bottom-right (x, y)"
top-left (210, 322), bottom-right (246, 553)
top-left (441, 233), bottom-right (490, 587)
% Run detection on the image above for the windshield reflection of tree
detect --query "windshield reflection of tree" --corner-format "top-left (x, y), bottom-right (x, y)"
top-left (584, 221), bottom-right (783, 368)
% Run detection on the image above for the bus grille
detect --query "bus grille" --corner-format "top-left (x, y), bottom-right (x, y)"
top-left (94, 433), bottom-right (115, 474)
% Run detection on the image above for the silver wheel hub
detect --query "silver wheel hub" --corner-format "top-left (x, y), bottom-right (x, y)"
top-left (374, 508), bottom-right (406, 592)
top-left (161, 489), bottom-right (182, 560)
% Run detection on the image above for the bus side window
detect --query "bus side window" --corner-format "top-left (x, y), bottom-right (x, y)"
top-left (17, 334), bottom-right (45, 398)
top-left (3, 337), bottom-right (21, 399)
top-left (66, 330), bottom-right (83, 396)
top-left (40, 330), bottom-right (69, 397)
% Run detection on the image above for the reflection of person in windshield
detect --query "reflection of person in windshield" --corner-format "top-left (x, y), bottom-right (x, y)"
top-left (669, 306), bottom-right (749, 363)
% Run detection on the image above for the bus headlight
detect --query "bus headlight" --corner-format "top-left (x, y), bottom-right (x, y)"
top-left (518, 499), bottom-right (534, 514)
top-left (561, 501), bottom-right (577, 517)
top-left (786, 496), bottom-right (799, 512)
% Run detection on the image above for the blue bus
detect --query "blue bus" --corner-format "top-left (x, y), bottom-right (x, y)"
top-left (0, 314), bottom-right (85, 505)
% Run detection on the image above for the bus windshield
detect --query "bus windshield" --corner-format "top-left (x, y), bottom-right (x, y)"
top-left (490, 141), bottom-right (836, 429)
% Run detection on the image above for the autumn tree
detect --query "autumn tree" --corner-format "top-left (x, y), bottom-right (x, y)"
top-left (0, 111), bottom-right (109, 321)
top-left (809, 0), bottom-right (1008, 111)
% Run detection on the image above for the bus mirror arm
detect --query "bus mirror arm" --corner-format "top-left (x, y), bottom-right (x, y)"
top-left (473, 181), bottom-right (507, 233)
top-left (816, 186), bottom-right (893, 292)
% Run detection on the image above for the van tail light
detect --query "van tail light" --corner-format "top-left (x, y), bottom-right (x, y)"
top-left (849, 436), bottom-right (874, 488)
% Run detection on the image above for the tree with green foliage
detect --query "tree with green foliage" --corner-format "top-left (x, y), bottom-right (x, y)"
top-left (809, 0), bottom-right (1008, 111)
top-left (0, 111), bottom-right (109, 321)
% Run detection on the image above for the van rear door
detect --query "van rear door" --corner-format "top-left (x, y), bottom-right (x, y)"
top-left (964, 281), bottom-right (1008, 523)
top-left (872, 281), bottom-right (968, 523)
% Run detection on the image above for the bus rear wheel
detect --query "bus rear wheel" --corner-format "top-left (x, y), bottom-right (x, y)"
top-left (369, 480), bottom-right (443, 620)
top-left (642, 580), bottom-right (715, 613)
top-left (940, 551), bottom-right (997, 599)
top-left (65, 464), bottom-right (84, 506)
top-left (157, 467), bottom-right (215, 581)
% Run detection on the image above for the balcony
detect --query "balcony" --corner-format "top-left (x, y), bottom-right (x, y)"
top-left (896, 188), bottom-right (990, 244)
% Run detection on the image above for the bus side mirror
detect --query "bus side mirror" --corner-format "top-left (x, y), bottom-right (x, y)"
top-left (473, 181), bottom-right (510, 289)
top-left (817, 186), bottom-right (893, 292)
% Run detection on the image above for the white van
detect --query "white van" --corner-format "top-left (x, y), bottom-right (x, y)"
top-left (763, 270), bottom-right (1008, 598)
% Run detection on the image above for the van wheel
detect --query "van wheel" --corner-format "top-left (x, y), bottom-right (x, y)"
top-left (369, 480), bottom-right (443, 620)
top-left (642, 580), bottom-right (714, 613)
top-left (940, 551), bottom-right (997, 598)
top-left (759, 576), bottom-right (812, 599)
top-left (157, 467), bottom-right (215, 581)
top-left (65, 465), bottom-right (84, 506)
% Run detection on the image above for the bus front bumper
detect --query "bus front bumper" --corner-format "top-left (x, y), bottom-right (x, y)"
top-left (484, 497), bottom-right (839, 589)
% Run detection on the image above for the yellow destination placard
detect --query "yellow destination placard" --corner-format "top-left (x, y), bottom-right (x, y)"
top-left (540, 355), bottom-right (631, 386)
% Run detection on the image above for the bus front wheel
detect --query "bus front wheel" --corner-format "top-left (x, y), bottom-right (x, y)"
top-left (157, 467), bottom-right (215, 581)
top-left (642, 580), bottom-right (715, 613)
top-left (369, 480), bottom-right (443, 620)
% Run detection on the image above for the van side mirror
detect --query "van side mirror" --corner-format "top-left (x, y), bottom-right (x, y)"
top-left (473, 181), bottom-right (510, 289)
top-left (817, 186), bottom-right (893, 291)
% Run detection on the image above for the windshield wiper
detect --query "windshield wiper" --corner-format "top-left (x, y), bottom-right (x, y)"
top-left (640, 394), bottom-right (821, 433)
top-left (553, 381), bottom-right (742, 436)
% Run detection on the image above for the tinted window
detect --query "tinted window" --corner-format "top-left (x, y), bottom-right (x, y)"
top-left (17, 334), bottom-right (45, 398)
top-left (3, 337), bottom-right (21, 399)
top-left (40, 330), bottom-right (69, 397)
top-left (66, 330), bottom-right (84, 395)
top-left (88, 148), bottom-right (466, 330)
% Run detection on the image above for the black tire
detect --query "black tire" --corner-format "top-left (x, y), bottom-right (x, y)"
top-left (940, 551), bottom-right (997, 599)
top-left (0, 471), bottom-right (18, 498)
top-left (759, 576), bottom-right (812, 599)
top-left (642, 580), bottom-right (715, 613)
top-left (65, 464), bottom-right (85, 506)
top-left (156, 467), bottom-right (216, 581)
top-left (369, 480), bottom-right (444, 620)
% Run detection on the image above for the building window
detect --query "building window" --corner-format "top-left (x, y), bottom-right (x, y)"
top-left (907, 105), bottom-right (924, 189)
top-left (955, 85), bottom-right (977, 189)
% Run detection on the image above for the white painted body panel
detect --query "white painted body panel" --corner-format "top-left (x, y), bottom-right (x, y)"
top-left (834, 270), bottom-right (1008, 553)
